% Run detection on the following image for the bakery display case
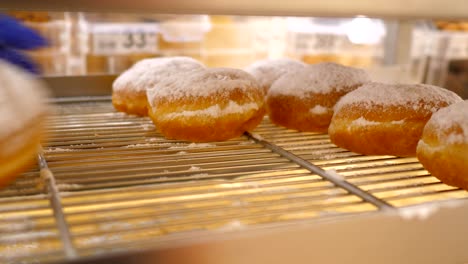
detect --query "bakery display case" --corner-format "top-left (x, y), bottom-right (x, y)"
top-left (421, 20), bottom-right (468, 98)
top-left (1, 1), bottom-right (468, 264)
top-left (25, 14), bottom-right (387, 75)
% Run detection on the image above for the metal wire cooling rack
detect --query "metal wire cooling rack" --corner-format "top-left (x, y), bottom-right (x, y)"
top-left (1, 99), bottom-right (466, 263)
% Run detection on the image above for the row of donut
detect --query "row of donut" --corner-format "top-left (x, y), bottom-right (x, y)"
top-left (112, 56), bottom-right (468, 190)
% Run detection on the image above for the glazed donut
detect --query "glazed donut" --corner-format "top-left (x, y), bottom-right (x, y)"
top-left (329, 83), bottom-right (462, 157)
top-left (267, 62), bottom-right (370, 132)
top-left (112, 56), bottom-right (205, 116)
top-left (245, 58), bottom-right (306, 93)
top-left (0, 61), bottom-right (49, 188)
top-left (417, 100), bottom-right (468, 190)
top-left (147, 68), bottom-right (266, 142)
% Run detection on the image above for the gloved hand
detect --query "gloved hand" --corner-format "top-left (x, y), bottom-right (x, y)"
top-left (0, 14), bottom-right (47, 74)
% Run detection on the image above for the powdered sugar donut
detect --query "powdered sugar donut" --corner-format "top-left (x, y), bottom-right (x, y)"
top-left (245, 58), bottom-right (306, 93)
top-left (329, 83), bottom-right (462, 157)
top-left (112, 57), bottom-right (205, 116)
top-left (147, 68), bottom-right (266, 142)
top-left (417, 100), bottom-right (468, 190)
top-left (267, 62), bottom-right (370, 132)
top-left (0, 61), bottom-right (49, 188)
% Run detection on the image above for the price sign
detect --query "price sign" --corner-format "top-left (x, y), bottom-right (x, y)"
top-left (91, 23), bottom-right (159, 55)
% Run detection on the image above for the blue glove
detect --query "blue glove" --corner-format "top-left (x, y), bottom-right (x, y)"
top-left (0, 14), bottom-right (47, 74)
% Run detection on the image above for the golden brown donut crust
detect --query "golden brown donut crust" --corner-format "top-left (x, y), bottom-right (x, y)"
top-left (268, 86), bottom-right (359, 133)
top-left (0, 118), bottom-right (45, 188)
top-left (112, 89), bottom-right (148, 116)
top-left (329, 104), bottom-right (429, 156)
top-left (150, 106), bottom-right (265, 142)
top-left (418, 142), bottom-right (468, 190)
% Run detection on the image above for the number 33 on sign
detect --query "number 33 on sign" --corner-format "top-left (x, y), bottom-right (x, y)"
top-left (90, 23), bottom-right (159, 55)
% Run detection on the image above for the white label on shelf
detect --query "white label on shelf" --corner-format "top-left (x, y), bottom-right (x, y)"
top-left (292, 33), bottom-right (345, 55)
top-left (159, 21), bottom-right (211, 42)
top-left (410, 30), bottom-right (429, 58)
top-left (446, 33), bottom-right (468, 59)
top-left (91, 23), bottom-right (159, 55)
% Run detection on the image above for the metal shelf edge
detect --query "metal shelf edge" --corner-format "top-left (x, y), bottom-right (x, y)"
top-left (2, 0), bottom-right (468, 19)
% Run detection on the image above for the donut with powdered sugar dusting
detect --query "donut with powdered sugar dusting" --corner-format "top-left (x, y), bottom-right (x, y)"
top-left (146, 68), bottom-right (265, 142)
top-left (329, 82), bottom-right (462, 157)
top-left (417, 100), bottom-right (468, 189)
